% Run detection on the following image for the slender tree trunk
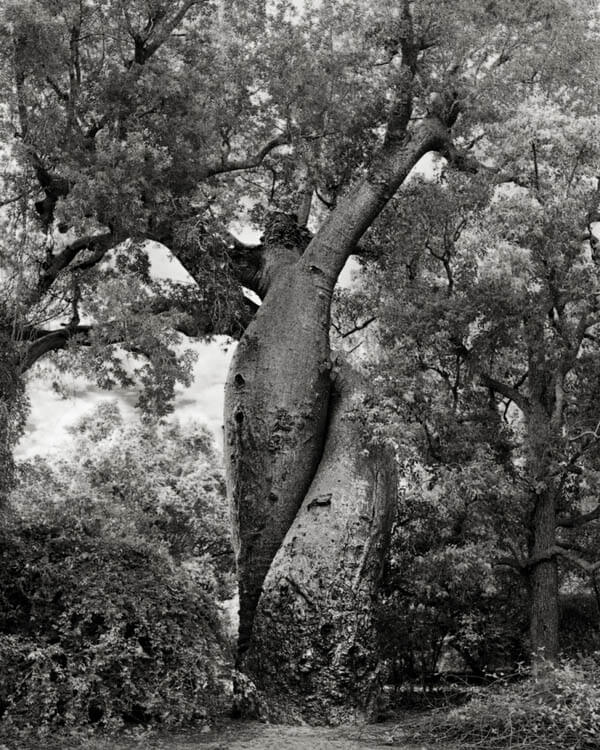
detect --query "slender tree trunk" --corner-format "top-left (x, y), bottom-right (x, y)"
top-left (528, 487), bottom-right (559, 667)
top-left (238, 365), bottom-right (396, 723)
top-left (525, 382), bottom-right (560, 668)
top-left (0, 332), bottom-right (25, 503)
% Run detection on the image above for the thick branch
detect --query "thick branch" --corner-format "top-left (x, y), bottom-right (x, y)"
top-left (19, 297), bottom-right (238, 372)
top-left (497, 544), bottom-right (600, 575)
top-left (30, 232), bottom-right (118, 306)
top-left (480, 372), bottom-right (530, 415)
top-left (557, 504), bottom-right (600, 529)
top-left (553, 546), bottom-right (600, 574)
top-left (301, 116), bottom-right (450, 282)
top-left (134, 0), bottom-right (204, 64)
top-left (19, 325), bottom-right (92, 372)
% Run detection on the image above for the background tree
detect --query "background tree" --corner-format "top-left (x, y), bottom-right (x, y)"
top-left (360, 92), bottom-right (600, 666)
top-left (14, 402), bottom-right (233, 586)
top-left (2, 0), bottom-right (600, 720)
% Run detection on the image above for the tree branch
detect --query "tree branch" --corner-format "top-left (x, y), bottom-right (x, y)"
top-left (553, 545), bottom-right (600, 574)
top-left (19, 325), bottom-right (92, 372)
top-left (31, 232), bottom-right (118, 305)
top-left (335, 316), bottom-right (377, 339)
top-left (557, 504), bottom-right (600, 529)
top-left (480, 372), bottom-right (530, 414)
top-left (200, 133), bottom-right (290, 178)
top-left (301, 116), bottom-right (450, 282)
top-left (133, 0), bottom-right (204, 64)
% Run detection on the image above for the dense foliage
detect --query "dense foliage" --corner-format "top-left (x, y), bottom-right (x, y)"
top-left (0, 406), bottom-right (232, 735)
top-left (377, 474), bottom-right (529, 687)
top-left (352, 100), bottom-right (600, 661)
top-left (2, 0), bottom-right (600, 725)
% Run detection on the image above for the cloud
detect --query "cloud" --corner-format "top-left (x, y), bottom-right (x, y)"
top-left (18, 339), bottom-right (235, 459)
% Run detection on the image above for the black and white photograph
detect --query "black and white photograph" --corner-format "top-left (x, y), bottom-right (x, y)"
top-left (1, 1), bottom-right (599, 747)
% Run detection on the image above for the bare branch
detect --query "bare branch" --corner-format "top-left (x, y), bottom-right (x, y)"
top-left (568, 419), bottom-right (600, 443)
top-left (336, 316), bottom-right (377, 340)
top-left (0, 192), bottom-right (29, 208)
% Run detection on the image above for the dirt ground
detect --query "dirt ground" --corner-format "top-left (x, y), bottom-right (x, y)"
top-left (6, 719), bottom-right (444, 750)
top-left (90, 720), bottom-right (440, 750)
top-left (162, 721), bottom-right (427, 749)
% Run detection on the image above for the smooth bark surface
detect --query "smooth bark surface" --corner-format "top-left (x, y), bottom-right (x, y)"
top-left (224, 245), bottom-right (334, 657)
top-left (239, 365), bottom-right (396, 723)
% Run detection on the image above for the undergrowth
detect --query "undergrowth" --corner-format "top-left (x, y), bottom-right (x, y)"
top-left (398, 657), bottom-right (600, 749)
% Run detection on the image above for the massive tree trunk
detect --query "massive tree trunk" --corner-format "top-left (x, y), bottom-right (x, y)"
top-left (241, 365), bottom-right (396, 723)
top-left (224, 220), bottom-right (334, 657)
top-left (223, 62), bottom-right (459, 720)
top-left (223, 218), bottom-right (400, 721)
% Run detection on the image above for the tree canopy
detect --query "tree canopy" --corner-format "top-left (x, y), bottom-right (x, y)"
top-left (2, 0), bottom-right (600, 722)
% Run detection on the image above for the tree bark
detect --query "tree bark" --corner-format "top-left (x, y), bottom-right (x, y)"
top-left (528, 488), bottom-right (559, 667)
top-left (0, 332), bottom-right (26, 503)
top-left (525, 367), bottom-right (560, 667)
top-left (224, 246), bottom-right (334, 658)
top-left (236, 365), bottom-right (396, 723)
top-left (223, 90), bottom-right (458, 720)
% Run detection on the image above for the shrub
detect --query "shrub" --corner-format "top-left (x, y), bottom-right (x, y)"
top-left (12, 405), bottom-right (234, 598)
top-left (400, 657), bottom-right (600, 749)
top-left (0, 509), bottom-right (229, 734)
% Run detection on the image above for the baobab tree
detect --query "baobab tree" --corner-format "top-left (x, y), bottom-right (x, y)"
top-left (1, 0), bottom-right (598, 721)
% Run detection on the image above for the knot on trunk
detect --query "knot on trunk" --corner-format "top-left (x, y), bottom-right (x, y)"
top-left (262, 211), bottom-right (311, 251)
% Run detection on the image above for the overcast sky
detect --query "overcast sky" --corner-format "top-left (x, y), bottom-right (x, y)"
top-left (17, 243), bottom-right (237, 459)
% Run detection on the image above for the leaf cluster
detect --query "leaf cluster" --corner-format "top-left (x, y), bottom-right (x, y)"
top-left (0, 403), bottom-right (233, 736)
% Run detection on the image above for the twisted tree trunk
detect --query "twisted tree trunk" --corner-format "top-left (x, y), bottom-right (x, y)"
top-left (223, 87), bottom-right (459, 722)
top-left (224, 234), bottom-right (334, 657)
top-left (242, 365), bottom-right (396, 723)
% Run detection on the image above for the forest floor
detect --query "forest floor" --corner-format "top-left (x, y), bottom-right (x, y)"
top-left (5, 718), bottom-right (458, 750)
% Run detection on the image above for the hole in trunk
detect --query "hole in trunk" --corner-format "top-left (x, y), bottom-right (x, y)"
top-left (235, 410), bottom-right (244, 424)
top-left (234, 373), bottom-right (246, 388)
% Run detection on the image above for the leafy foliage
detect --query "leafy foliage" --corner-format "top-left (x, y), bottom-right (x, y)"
top-left (378, 466), bottom-right (528, 686)
top-left (0, 405), bottom-right (233, 734)
top-left (356, 86), bottom-right (600, 657)
top-left (0, 520), bottom-right (226, 733)
top-left (14, 402), bottom-right (234, 592)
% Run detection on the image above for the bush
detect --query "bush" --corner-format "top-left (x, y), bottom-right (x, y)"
top-left (401, 657), bottom-right (600, 749)
top-left (0, 508), bottom-right (229, 734)
top-left (377, 483), bottom-right (528, 688)
top-left (12, 404), bottom-right (234, 598)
